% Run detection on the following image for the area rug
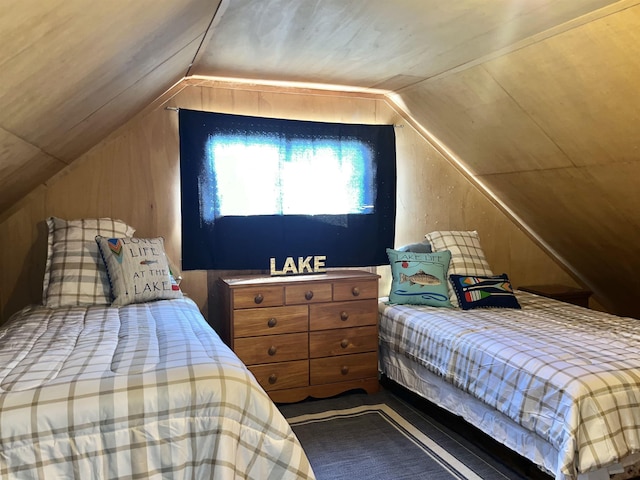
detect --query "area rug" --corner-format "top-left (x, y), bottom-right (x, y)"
top-left (279, 389), bottom-right (534, 480)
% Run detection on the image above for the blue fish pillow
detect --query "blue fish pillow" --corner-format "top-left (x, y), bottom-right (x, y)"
top-left (386, 248), bottom-right (452, 307)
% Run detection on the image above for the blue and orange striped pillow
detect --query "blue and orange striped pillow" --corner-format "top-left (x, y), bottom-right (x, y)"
top-left (449, 273), bottom-right (521, 310)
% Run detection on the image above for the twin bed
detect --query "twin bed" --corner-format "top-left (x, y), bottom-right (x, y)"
top-left (0, 299), bottom-right (314, 479)
top-left (380, 230), bottom-right (640, 480)
top-left (0, 217), bottom-right (314, 479)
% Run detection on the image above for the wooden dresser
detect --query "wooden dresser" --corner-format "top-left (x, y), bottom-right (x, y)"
top-left (218, 270), bottom-right (380, 403)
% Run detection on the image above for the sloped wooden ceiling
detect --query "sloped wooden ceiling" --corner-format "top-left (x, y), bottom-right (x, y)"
top-left (2, 0), bottom-right (639, 316)
top-left (0, 0), bottom-right (222, 214)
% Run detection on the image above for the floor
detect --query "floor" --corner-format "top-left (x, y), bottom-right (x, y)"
top-left (378, 377), bottom-right (554, 480)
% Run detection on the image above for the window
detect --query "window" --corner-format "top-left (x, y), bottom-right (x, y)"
top-left (205, 136), bottom-right (374, 217)
top-left (179, 109), bottom-right (396, 271)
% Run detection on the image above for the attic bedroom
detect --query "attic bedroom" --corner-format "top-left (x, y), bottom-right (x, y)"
top-left (0, 1), bottom-right (639, 479)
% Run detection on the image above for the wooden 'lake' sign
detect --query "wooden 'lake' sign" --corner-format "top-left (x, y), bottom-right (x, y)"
top-left (270, 256), bottom-right (327, 276)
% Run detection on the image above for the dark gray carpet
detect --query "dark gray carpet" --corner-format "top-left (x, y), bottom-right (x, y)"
top-left (278, 388), bottom-right (540, 480)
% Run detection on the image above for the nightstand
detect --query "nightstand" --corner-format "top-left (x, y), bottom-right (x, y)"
top-left (218, 270), bottom-right (380, 403)
top-left (518, 284), bottom-right (592, 308)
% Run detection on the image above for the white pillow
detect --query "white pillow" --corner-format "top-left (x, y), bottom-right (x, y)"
top-left (424, 230), bottom-right (493, 307)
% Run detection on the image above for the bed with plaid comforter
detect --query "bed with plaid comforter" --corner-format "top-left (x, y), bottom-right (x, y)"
top-left (0, 297), bottom-right (315, 480)
top-left (379, 292), bottom-right (640, 480)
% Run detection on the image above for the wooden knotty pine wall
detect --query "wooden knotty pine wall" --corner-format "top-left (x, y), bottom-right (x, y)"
top-left (0, 80), bottom-right (580, 326)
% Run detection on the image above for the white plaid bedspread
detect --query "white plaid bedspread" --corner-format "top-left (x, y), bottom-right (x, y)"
top-left (0, 298), bottom-right (315, 480)
top-left (379, 292), bottom-right (640, 480)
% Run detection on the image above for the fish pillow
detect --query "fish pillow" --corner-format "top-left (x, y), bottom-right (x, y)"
top-left (386, 248), bottom-right (452, 307)
top-left (95, 236), bottom-right (183, 306)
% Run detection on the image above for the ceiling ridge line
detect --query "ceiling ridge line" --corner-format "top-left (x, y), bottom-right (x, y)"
top-left (186, 0), bottom-right (231, 77)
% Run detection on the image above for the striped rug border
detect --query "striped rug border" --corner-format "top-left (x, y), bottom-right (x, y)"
top-left (287, 403), bottom-right (502, 480)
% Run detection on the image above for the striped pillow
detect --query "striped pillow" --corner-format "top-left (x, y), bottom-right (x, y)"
top-left (450, 273), bottom-right (521, 310)
top-left (424, 230), bottom-right (493, 307)
top-left (43, 217), bottom-right (136, 307)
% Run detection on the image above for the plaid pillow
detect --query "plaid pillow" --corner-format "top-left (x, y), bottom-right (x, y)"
top-left (43, 217), bottom-right (136, 307)
top-left (424, 230), bottom-right (493, 307)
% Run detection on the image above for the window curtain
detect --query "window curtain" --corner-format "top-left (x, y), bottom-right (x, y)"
top-left (179, 109), bottom-right (396, 270)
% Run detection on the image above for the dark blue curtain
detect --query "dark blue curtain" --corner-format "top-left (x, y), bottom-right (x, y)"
top-left (179, 109), bottom-right (396, 271)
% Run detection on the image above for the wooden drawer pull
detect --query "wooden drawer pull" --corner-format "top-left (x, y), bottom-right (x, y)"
top-left (305, 290), bottom-right (314, 300)
top-left (340, 366), bottom-right (349, 375)
top-left (268, 374), bottom-right (278, 384)
top-left (268, 346), bottom-right (278, 356)
top-left (267, 317), bottom-right (277, 328)
top-left (340, 311), bottom-right (349, 321)
top-left (351, 287), bottom-right (360, 297)
top-left (340, 339), bottom-right (349, 349)
top-left (254, 293), bottom-right (264, 304)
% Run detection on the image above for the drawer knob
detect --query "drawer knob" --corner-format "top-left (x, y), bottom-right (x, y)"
top-left (340, 339), bottom-right (349, 349)
top-left (267, 317), bottom-right (277, 328)
top-left (268, 346), bottom-right (278, 356)
top-left (305, 290), bottom-right (314, 301)
top-left (268, 374), bottom-right (278, 384)
top-left (352, 287), bottom-right (360, 297)
top-left (340, 311), bottom-right (349, 321)
top-left (254, 293), bottom-right (264, 304)
top-left (341, 366), bottom-right (349, 375)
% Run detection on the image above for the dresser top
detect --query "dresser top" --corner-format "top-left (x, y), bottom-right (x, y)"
top-left (220, 269), bottom-right (379, 287)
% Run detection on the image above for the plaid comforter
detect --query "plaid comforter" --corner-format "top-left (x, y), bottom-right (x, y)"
top-left (0, 298), bottom-right (315, 480)
top-left (379, 292), bottom-right (640, 480)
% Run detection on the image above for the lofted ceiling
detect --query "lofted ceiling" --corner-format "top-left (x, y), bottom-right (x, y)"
top-left (2, 0), bottom-right (639, 316)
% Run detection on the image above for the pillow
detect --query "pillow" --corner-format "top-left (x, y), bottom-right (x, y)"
top-left (424, 230), bottom-right (493, 307)
top-left (43, 217), bottom-right (136, 308)
top-left (95, 236), bottom-right (183, 306)
top-left (386, 248), bottom-right (452, 307)
top-left (450, 273), bottom-right (521, 310)
top-left (396, 240), bottom-right (432, 253)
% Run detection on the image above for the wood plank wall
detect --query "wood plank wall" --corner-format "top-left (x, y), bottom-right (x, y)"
top-left (0, 80), bottom-right (581, 326)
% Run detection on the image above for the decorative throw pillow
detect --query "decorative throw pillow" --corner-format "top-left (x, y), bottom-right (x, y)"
top-left (386, 248), bottom-right (452, 307)
top-left (43, 217), bottom-right (136, 308)
top-left (424, 230), bottom-right (493, 307)
top-left (450, 273), bottom-right (521, 310)
top-left (95, 236), bottom-right (183, 306)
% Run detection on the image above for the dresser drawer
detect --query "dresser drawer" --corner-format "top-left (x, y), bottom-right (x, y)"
top-left (309, 299), bottom-right (378, 330)
top-left (232, 286), bottom-right (284, 309)
top-left (310, 352), bottom-right (378, 385)
top-left (234, 332), bottom-right (308, 365)
top-left (249, 360), bottom-right (309, 391)
top-left (233, 305), bottom-right (308, 337)
top-left (285, 282), bottom-right (332, 304)
top-left (309, 326), bottom-right (378, 358)
top-left (333, 279), bottom-right (378, 301)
